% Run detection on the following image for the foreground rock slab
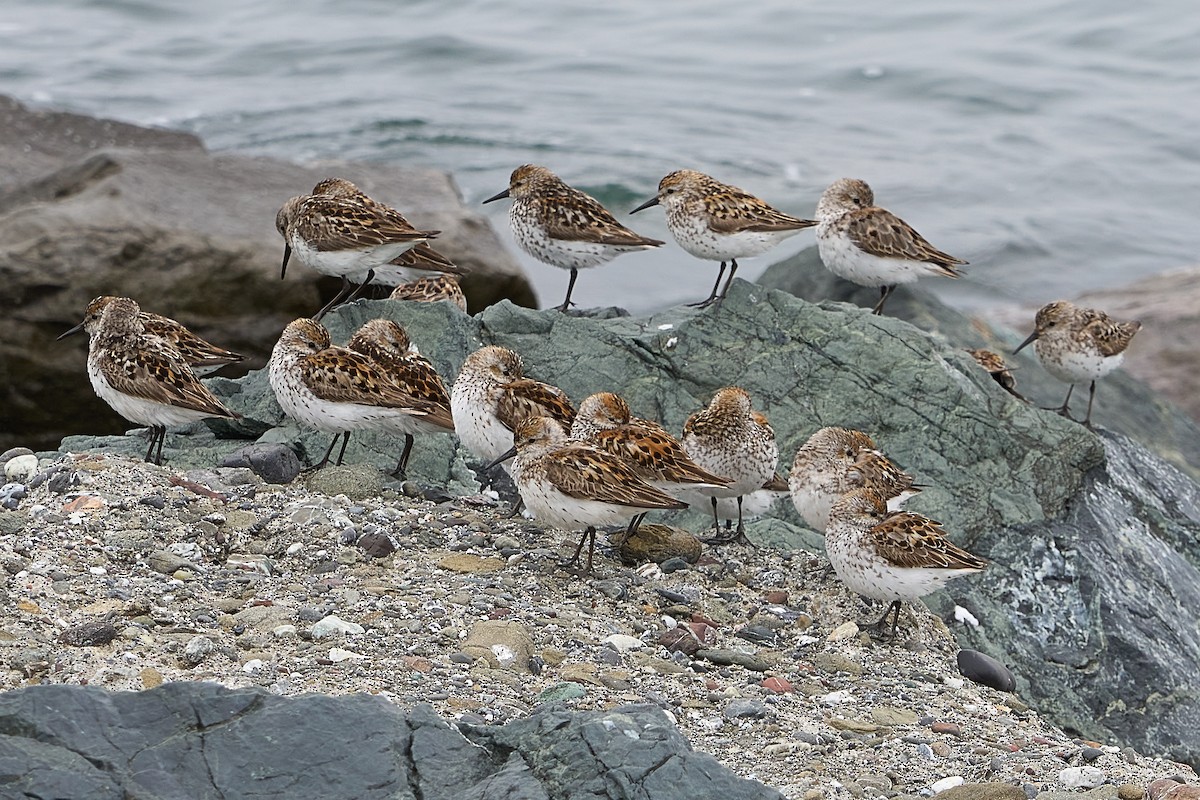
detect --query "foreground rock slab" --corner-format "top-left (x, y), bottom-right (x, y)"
top-left (0, 683), bottom-right (781, 800)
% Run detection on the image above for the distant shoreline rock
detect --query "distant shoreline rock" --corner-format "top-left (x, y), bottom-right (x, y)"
top-left (0, 94), bottom-right (536, 452)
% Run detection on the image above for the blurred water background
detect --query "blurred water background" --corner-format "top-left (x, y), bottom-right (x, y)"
top-left (2, 0), bottom-right (1197, 312)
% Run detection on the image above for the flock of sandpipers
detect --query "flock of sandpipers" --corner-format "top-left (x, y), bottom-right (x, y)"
top-left (59, 166), bottom-right (1141, 638)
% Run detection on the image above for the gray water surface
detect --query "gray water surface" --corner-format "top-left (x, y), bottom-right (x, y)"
top-left (3, 0), bottom-right (1196, 312)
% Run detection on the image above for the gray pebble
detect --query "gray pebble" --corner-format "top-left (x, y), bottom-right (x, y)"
top-left (0, 447), bottom-right (34, 466)
top-left (698, 649), bottom-right (771, 672)
top-left (47, 471), bottom-right (79, 494)
top-left (723, 699), bottom-right (770, 720)
top-left (59, 620), bottom-right (118, 647)
top-left (735, 625), bottom-right (777, 644)
top-left (660, 557), bottom-right (690, 573)
top-left (1081, 747), bottom-right (1104, 763)
top-left (956, 648), bottom-right (1016, 692)
top-left (182, 636), bottom-right (216, 666)
top-left (222, 443), bottom-right (302, 485)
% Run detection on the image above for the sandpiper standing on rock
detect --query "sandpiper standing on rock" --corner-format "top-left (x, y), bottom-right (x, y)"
top-left (570, 392), bottom-right (730, 540)
top-left (60, 295), bottom-right (245, 376)
top-left (680, 387), bottom-right (780, 544)
top-left (491, 416), bottom-right (688, 574)
top-left (1014, 300), bottom-right (1141, 427)
top-left (789, 427), bottom-right (920, 532)
top-left (826, 487), bottom-right (988, 639)
top-left (347, 319), bottom-right (456, 477)
top-left (631, 169), bottom-right (816, 308)
top-left (815, 178), bottom-right (966, 315)
top-left (450, 345), bottom-right (576, 470)
top-left (269, 318), bottom-right (448, 469)
top-left (483, 165), bottom-right (663, 312)
top-left (276, 180), bottom-right (443, 318)
top-left (62, 296), bottom-right (240, 466)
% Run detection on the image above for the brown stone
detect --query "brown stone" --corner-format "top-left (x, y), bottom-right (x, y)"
top-left (615, 523), bottom-right (702, 565)
top-left (933, 783), bottom-right (1026, 800)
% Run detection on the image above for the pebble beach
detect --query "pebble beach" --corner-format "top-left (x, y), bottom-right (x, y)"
top-left (1, 448), bottom-right (1195, 799)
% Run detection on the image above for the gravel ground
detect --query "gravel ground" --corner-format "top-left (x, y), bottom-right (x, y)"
top-left (1, 450), bottom-right (1196, 799)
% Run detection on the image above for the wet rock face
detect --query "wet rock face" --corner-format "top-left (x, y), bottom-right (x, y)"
top-left (0, 93), bottom-right (535, 452)
top-left (0, 683), bottom-right (782, 800)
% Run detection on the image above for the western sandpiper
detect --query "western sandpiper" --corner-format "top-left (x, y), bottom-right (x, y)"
top-left (388, 274), bottom-right (469, 312)
top-left (680, 387), bottom-right (779, 543)
top-left (1014, 300), bottom-right (1141, 426)
top-left (570, 392), bottom-right (730, 540)
top-left (483, 165), bottom-right (663, 312)
top-left (312, 177), bottom-right (465, 281)
top-left (631, 169), bottom-right (816, 308)
top-left (269, 318), bottom-right (450, 469)
top-left (63, 296), bottom-right (239, 465)
top-left (276, 181), bottom-right (441, 318)
top-left (965, 348), bottom-right (1026, 401)
top-left (450, 345), bottom-right (576, 469)
top-left (788, 427), bottom-right (920, 532)
top-left (60, 295), bottom-right (244, 376)
top-left (826, 487), bottom-right (987, 639)
top-left (815, 178), bottom-right (966, 315)
top-left (493, 415), bottom-right (688, 574)
top-left (347, 319), bottom-right (455, 477)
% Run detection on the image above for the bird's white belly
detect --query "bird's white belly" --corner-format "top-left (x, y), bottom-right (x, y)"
top-left (817, 227), bottom-right (927, 287)
top-left (87, 359), bottom-right (212, 428)
top-left (1037, 343), bottom-right (1121, 383)
top-left (291, 236), bottom-right (418, 279)
top-left (519, 478), bottom-right (635, 530)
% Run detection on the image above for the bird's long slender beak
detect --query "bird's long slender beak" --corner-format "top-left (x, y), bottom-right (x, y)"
top-left (56, 321), bottom-right (85, 341)
top-left (482, 188), bottom-right (510, 204)
top-left (629, 196), bottom-right (659, 214)
top-left (1013, 330), bottom-right (1039, 354)
top-left (482, 446), bottom-right (517, 471)
top-left (280, 244), bottom-right (292, 280)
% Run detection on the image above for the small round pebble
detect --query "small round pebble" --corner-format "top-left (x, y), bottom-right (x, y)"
top-left (956, 649), bottom-right (1016, 692)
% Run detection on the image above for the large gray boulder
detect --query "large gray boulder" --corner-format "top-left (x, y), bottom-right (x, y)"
top-left (55, 257), bottom-right (1200, 768)
top-left (0, 683), bottom-right (781, 800)
top-left (0, 94), bottom-right (535, 453)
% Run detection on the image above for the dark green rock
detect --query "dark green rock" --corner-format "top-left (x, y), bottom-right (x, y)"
top-left (0, 684), bottom-right (780, 799)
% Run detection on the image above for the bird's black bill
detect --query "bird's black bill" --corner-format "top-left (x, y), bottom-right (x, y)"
top-left (482, 188), bottom-right (510, 204)
top-left (280, 244), bottom-right (292, 280)
top-left (629, 196), bottom-right (659, 214)
top-left (1013, 330), bottom-right (1039, 354)
top-left (482, 446), bottom-right (517, 471)
top-left (56, 322), bottom-right (85, 340)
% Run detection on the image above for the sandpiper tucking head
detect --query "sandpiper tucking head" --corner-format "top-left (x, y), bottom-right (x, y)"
top-left (814, 178), bottom-right (966, 316)
top-left (788, 427), bottom-right (920, 533)
top-left (69, 296), bottom-right (240, 466)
